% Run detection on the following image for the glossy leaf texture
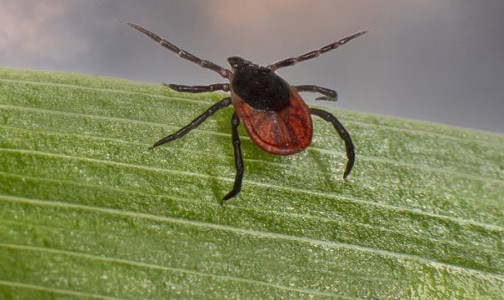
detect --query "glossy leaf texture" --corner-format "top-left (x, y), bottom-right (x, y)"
top-left (1, 68), bottom-right (503, 299)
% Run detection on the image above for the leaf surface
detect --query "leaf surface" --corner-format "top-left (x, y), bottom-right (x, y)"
top-left (1, 68), bottom-right (503, 299)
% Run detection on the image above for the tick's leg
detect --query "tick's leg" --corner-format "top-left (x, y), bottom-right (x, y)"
top-left (310, 108), bottom-right (354, 179)
top-left (294, 85), bottom-right (337, 101)
top-left (267, 31), bottom-right (367, 72)
top-left (221, 113), bottom-right (243, 206)
top-left (149, 97), bottom-right (232, 150)
top-left (166, 83), bottom-right (230, 93)
top-left (121, 21), bottom-right (232, 79)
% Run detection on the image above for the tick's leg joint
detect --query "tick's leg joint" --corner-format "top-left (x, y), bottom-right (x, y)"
top-left (294, 85), bottom-right (338, 102)
top-left (309, 108), bottom-right (354, 179)
top-left (123, 22), bottom-right (232, 78)
top-left (221, 113), bottom-right (244, 205)
top-left (149, 97), bottom-right (232, 150)
top-left (165, 83), bottom-right (230, 93)
top-left (267, 31), bottom-right (367, 71)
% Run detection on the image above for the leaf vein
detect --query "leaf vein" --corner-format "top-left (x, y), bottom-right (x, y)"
top-left (3, 171), bottom-right (500, 256)
top-left (0, 280), bottom-right (121, 300)
top-left (2, 76), bottom-right (502, 145)
top-left (1, 148), bottom-right (502, 231)
top-left (1, 195), bottom-right (503, 281)
top-left (1, 111), bottom-right (502, 184)
top-left (0, 243), bottom-right (351, 298)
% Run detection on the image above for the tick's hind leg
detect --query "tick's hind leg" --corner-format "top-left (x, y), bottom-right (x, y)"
top-left (295, 85), bottom-right (337, 101)
top-left (149, 97), bottom-right (232, 150)
top-left (221, 113), bottom-right (244, 206)
top-left (310, 108), bottom-right (354, 179)
top-left (166, 83), bottom-right (230, 93)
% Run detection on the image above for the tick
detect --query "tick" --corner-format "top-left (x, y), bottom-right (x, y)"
top-left (122, 22), bottom-right (366, 205)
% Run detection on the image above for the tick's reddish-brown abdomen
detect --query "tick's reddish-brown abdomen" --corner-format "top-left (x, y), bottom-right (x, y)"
top-left (231, 88), bottom-right (313, 155)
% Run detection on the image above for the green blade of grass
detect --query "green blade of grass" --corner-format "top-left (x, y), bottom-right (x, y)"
top-left (1, 67), bottom-right (503, 299)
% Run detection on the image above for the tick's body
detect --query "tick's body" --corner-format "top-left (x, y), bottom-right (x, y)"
top-left (122, 22), bottom-right (366, 205)
top-left (230, 63), bottom-right (312, 155)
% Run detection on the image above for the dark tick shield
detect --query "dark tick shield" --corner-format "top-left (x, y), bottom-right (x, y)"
top-left (121, 21), bottom-right (366, 205)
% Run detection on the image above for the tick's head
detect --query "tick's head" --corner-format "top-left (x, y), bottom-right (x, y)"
top-left (228, 56), bottom-right (255, 70)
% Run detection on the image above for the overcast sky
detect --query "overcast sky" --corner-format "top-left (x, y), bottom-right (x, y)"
top-left (1, 0), bottom-right (503, 133)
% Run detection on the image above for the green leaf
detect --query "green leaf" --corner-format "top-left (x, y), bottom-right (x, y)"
top-left (1, 67), bottom-right (503, 299)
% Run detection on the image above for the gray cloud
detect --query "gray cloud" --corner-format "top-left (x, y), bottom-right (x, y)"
top-left (0, 1), bottom-right (89, 64)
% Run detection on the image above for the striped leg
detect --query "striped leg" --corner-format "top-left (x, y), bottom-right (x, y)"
top-left (166, 83), bottom-right (230, 93)
top-left (122, 21), bottom-right (232, 79)
top-left (267, 31), bottom-right (367, 71)
top-left (295, 85), bottom-right (337, 101)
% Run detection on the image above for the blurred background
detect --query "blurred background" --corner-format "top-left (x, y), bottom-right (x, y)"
top-left (1, 0), bottom-right (503, 133)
